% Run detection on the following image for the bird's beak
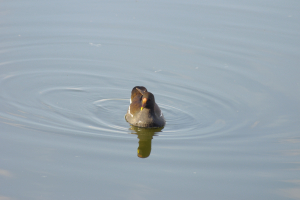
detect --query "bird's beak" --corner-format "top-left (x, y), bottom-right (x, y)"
top-left (141, 98), bottom-right (147, 110)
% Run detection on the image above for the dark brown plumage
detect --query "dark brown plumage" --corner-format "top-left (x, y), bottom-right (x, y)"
top-left (125, 86), bottom-right (165, 128)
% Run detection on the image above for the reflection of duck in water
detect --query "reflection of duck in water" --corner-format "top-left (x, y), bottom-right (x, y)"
top-left (130, 126), bottom-right (163, 158)
top-left (125, 86), bottom-right (165, 128)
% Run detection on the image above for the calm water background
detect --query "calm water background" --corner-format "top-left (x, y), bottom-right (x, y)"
top-left (1, 0), bottom-right (300, 199)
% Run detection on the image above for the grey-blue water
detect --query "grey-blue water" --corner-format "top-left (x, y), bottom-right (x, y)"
top-left (1, 0), bottom-right (300, 199)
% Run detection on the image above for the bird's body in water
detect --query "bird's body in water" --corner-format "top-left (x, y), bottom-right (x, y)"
top-left (125, 86), bottom-right (165, 128)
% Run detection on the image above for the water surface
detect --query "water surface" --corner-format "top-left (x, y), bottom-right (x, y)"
top-left (1, 0), bottom-right (300, 199)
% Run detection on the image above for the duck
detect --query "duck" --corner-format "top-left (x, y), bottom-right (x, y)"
top-left (125, 86), bottom-right (165, 128)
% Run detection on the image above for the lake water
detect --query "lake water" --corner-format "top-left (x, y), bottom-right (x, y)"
top-left (1, 0), bottom-right (300, 199)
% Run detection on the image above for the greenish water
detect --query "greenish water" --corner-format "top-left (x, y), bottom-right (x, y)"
top-left (0, 0), bottom-right (300, 199)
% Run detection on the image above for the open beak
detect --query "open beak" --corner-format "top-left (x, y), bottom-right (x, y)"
top-left (141, 98), bottom-right (147, 110)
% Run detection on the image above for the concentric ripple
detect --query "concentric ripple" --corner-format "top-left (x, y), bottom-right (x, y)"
top-left (0, 59), bottom-right (255, 139)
